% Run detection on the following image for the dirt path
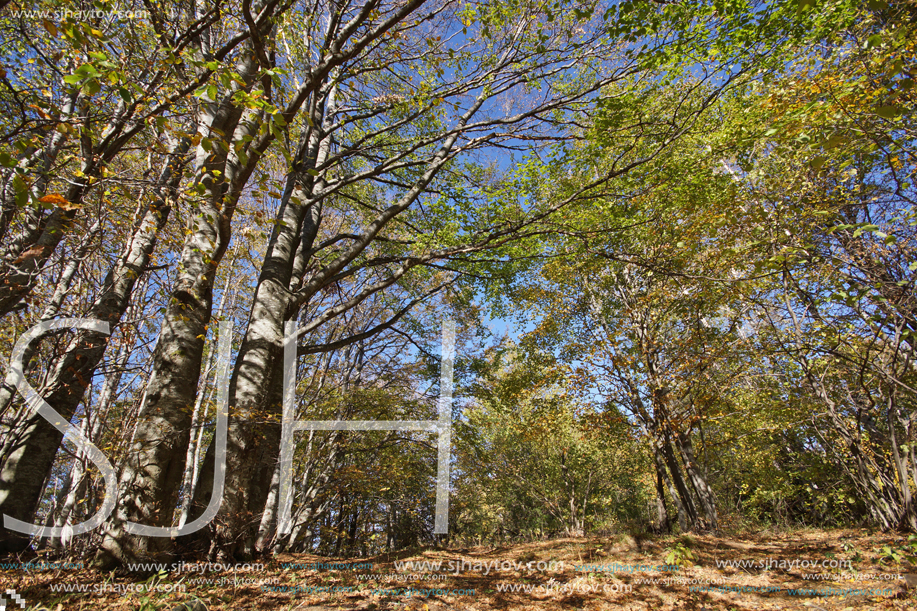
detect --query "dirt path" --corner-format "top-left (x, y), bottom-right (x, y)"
top-left (2, 529), bottom-right (914, 610)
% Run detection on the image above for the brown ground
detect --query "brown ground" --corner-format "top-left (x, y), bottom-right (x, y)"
top-left (2, 528), bottom-right (915, 610)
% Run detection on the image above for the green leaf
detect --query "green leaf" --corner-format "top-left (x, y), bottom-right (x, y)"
top-left (81, 79), bottom-right (101, 96)
top-left (75, 63), bottom-right (101, 79)
top-left (874, 105), bottom-right (901, 119)
top-left (12, 174), bottom-right (28, 207)
top-left (822, 134), bottom-right (847, 149)
top-left (853, 224), bottom-right (880, 237)
top-left (796, 0), bottom-right (816, 15)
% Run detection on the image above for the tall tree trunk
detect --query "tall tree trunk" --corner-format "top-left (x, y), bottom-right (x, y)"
top-left (95, 53), bottom-right (266, 566)
top-left (47, 326), bottom-right (135, 549)
top-left (0, 145), bottom-right (187, 554)
top-left (652, 449), bottom-right (672, 532)
top-left (196, 84), bottom-right (334, 559)
top-left (198, 84), bottom-right (483, 560)
top-left (177, 246), bottom-right (239, 528)
top-left (885, 392), bottom-right (917, 530)
top-left (675, 431), bottom-right (718, 531)
top-left (657, 431), bottom-right (700, 531)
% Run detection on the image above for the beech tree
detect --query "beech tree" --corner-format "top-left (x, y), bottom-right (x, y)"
top-left (5, 0), bottom-right (902, 570)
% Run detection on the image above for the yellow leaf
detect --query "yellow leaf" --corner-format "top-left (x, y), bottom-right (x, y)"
top-left (42, 19), bottom-right (58, 37)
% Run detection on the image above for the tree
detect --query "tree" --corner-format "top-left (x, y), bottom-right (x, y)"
top-left (455, 345), bottom-right (649, 540)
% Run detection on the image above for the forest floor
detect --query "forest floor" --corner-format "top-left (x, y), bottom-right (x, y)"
top-left (2, 528), bottom-right (916, 610)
